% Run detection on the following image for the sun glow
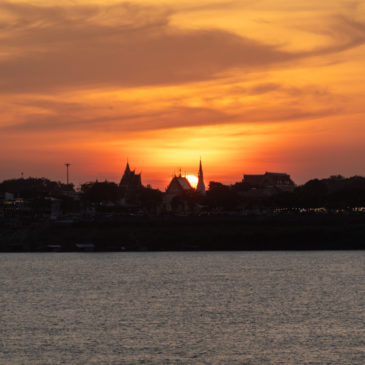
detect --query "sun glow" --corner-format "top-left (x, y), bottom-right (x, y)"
top-left (1, 0), bottom-right (365, 186)
top-left (186, 174), bottom-right (198, 188)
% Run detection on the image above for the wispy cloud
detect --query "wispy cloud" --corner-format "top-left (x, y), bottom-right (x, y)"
top-left (0, 81), bottom-right (344, 134)
top-left (0, 1), bottom-right (365, 184)
top-left (1, 2), bottom-right (363, 94)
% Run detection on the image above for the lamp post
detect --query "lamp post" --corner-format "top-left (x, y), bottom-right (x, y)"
top-left (65, 163), bottom-right (71, 185)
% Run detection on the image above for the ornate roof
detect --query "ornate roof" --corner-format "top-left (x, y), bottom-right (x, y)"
top-left (166, 176), bottom-right (193, 194)
top-left (119, 162), bottom-right (142, 188)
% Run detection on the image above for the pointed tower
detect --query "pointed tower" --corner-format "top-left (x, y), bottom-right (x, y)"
top-left (120, 161), bottom-right (142, 188)
top-left (196, 158), bottom-right (206, 195)
top-left (125, 161), bottom-right (131, 174)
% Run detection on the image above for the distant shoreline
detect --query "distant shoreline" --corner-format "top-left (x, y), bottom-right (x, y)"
top-left (1, 214), bottom-right (365, 252)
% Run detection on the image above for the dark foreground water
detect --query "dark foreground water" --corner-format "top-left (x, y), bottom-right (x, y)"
top-left (1, 252), bottom-right (364, 364)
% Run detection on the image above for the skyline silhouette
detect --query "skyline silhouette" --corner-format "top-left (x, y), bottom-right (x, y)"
top-left (1, 3), bottom-right (365, 364)
top-left (3, 156), bottom-right (365, 193)
top-left (1, 1), bottom-right (365, 189)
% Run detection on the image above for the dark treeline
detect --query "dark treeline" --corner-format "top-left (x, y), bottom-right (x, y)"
top-left (204, 175), bottom-right (365, 211)
top-left (272, 175), bottom-right (365, 209)
top-left (0, 177), bottom-right (73, 198)
top-left (0, 177), bottom-right (163, 217)
top-left (208, 175), bottom-right (365, 210)
top-left (80, 181), bottom-right (163, 209)
top-left (2, 175), bottom-right (365, 251)
top-left (1, 175), bottom-right (365, 213)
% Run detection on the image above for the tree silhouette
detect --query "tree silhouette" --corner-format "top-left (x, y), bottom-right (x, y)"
top-left (81, 181), bottom-right (120, 203)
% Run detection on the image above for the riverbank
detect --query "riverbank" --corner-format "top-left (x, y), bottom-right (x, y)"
top-left (1, 215), bottom-right (365, 251)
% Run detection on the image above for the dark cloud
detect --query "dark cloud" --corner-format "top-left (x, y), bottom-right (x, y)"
top-left (1, 104), bottom-right (236, 133)
top-left (0, 28), bottom-right (293, 93)
top-left (1, 2), bottom-right (364, 94)
top-left (300, 15), bottom-right (365, 56)
top-left (0, 1), bottom-right (359, 136)
top-left (0, 1), bottom-right (295, 93)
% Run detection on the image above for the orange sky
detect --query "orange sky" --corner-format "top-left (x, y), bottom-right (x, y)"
top-left (1, 0), bottom-right (365, 190)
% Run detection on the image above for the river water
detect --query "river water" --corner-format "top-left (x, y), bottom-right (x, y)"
top-left (1, 252), bottom-right (364, 364)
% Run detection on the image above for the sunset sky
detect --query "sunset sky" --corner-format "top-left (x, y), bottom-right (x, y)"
top-left (1, 0), bottom-right (365, 189)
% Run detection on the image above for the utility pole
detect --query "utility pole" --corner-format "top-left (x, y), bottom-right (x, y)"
top-left (65, 163), bottom-right (71, 185)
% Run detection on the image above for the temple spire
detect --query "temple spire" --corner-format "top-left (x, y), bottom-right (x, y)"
top-left (196, 158), bottom-right (206, 194)
top-left (125, 160), bottom-right (131, 174)
top-left (120, 160), bottom-right (142, 188)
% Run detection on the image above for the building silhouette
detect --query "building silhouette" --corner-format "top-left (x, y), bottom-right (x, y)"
top-left (166, 173), bottom-right (193, 196)
top-left (164, 171), bottom-right (194, 212)
top-left (119, 162), bottom-right (142, 189)
top-left (243, 172), bottom-right (295, 192)
top-left (163, 159), bottom-right (206, 211)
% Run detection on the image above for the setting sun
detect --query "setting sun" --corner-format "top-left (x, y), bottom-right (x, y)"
top-left (186, 174), bottom-right (198, 188)
top-left (0, 0), bottom-right (365, 188)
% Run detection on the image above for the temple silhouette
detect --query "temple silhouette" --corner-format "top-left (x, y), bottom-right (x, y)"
top-left (166, 173), bottom-right (193, 195)
top-left (118, 158), bottom-right (296, 198)
top-left (3, 160), bottom-right (365, 252)
top-left (164, 159), bottom-right (206, 211)
top-left (119, 161), bottom-right (142, 189)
